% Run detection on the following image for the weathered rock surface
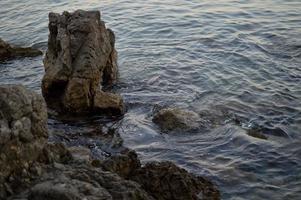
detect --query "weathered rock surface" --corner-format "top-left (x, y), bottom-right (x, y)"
top-left (0, 38), bottom-right (42, 61)
top-left (0, 85), bottom-right (48, 199)
top-left (99, 150), bottom-right (141, 179)
top-left (68, 146), bottom-right (92, 163)
top-left (132, 161), bottom-right (220, 200)
top-left (42, 10), bottom-right (124, 115)
top-left (11, 164), bottom-right (154, 200)
top-left (98, 151), bottom-right (220, 200)
top-left (153, 108), bottom-right (203, 132)
top-left (0, 85), bottom-right (220, 200)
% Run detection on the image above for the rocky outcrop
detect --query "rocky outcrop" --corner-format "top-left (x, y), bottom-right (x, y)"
top-left (42, 10), bottom-right (124, 115)
top-left (0, 38), bottom-right (42, 61)
top-left (0, 85), bottom-right (220, 199)
top-left (14, 164), bottom-right (155, 200)
top-left (99, 150), bottom-right (141, 179)
top-left (132, 161), bottom-right (220, 200)
top-left (153, 108), bottom-right (203, 132)
top-left (0, 85), bottom-right (48, 198)
top-left (98, 151), bottom-right (220, 200)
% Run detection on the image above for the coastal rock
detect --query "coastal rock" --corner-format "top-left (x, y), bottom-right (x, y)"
top-left (132, 161), bottom-right (220, 200)
top-left (11, 164), bottom-right (154, 200)
top-left (153, 108), bottom-right (202, 132)
top-left (42, 10), bottom-right (124, 115)
top-left (246, 129), bottom-right (268, 140)
top-left (0, 38), bottom-right (42, 61)
top-left (100, 150), bottom-right (141, 179)
top-left (0, 85), bottom-right (220, 200)
top-left (38, 143), bottom-right (72, 164)
top-left (99, 152), bottom-right (220, 200)
top-left (0, 85), bottom-right (48, 198)
top-left (67, 146), bottom-right (92, 163)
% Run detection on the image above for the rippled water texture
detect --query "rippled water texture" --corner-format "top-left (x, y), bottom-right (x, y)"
top-left (1, 0), bottom-right (301, 199)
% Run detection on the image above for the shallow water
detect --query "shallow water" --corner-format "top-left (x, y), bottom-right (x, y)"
top-left (1, 0), bottom-right (301, 199)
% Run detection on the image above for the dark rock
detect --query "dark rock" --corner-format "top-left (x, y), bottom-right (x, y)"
top-left (67, 146), bottom-right (91, 163)
top-left (38, 143), bottom-right (72, 164)
top-left (42, 10), bottom-right (124, 115)
top-left (132, 161), bottom-right (220, 200)
top-left (261, 127), bottom-right (289, 138)
top-left (0, 85), bottom-right (220, 200)
top-left (100, 150), bottom-right (141, 179)
top-left (28, 178), bottom-right (112, 200)
top-left (246, 129), bottom-right (268, 140)
top-left (0, 85), bottom-right (48, 199)
top-left (0, 38), bottom-right (42, 61)
top-left (153, 108), bottom-right (202, 132)
top-left (92, 151), bottom-right (221, 200)
top-left (246, 127), bottom-right (289, 140)
top-left (11, 164), bottom-right (154, 200)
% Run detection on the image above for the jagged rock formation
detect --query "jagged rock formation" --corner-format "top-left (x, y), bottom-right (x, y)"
top-left (0, 85), bottom-right (48, 198)
top-left (42, 10), bottom-right (124, 115)
top-left (0, 38), bottom-right (42, 61)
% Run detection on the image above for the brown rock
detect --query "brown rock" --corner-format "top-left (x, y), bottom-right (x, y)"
top-left (11, 164), bottom-right (154, 200)
top-left (100, 150), bottom-right (141, 179)
top-left (38, 143), bottom-right (72, 164)
top-left (153, 108), bottom-right (202, 132)
top-left (132, 161), bottom-right (220, 200)
top-left (0, 38), bottom-right (42, 61)
top-left (67, 146), bottom-right (91, 163)
top-left (0, 85), bottom-right (48, 199)
top-left (42, 10), bottom-right (124, 115)
top-left (93, 91), bottom-right (124, 115)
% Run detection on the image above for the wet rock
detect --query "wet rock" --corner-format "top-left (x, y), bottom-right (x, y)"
top-left (100, 150), bottom-right (141, 179)
top-left (132, 161), bottom-right (220, 200)
top-left (68, 146), bottom-right (91, 163)
top-left (11, 164), bottom-right (154, 200)
top-left (0, 38), bottom-right (42, 61)
top-left (153, 108), bottom-right (202, 132)
top-left (42, 10), bottom-right (124, 115)
top-left (260, 127), bottom-right (289, 138)
top-left (245, 126), bottom-right (289, 140)
top-left (28, 178), bottom-right (112, 200)
top-left (0, 85), bottom-right (48, 199)
top-left (0, 85), bottom-right (220, 200)
top-left (100, 152), bottom-right (220, 199)
top-left (38, 143), bottom-right (72, 164)
top-left (246, 129), bottom-right (268, 140)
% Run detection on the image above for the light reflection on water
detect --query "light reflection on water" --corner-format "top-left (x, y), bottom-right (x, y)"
top-left (1, 0), bottom-right (301, 199)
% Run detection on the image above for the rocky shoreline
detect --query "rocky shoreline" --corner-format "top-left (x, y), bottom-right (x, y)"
top-left (0, 10), bottom-right (220, 200)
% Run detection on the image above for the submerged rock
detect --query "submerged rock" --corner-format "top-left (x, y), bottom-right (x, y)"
top-left (153, 108), bottom-right (202, 132)
top-left (42, 10), bottom-right (124, 115)
top-left (0, 85), bottom-right (48, 198)
top-left (0, 38), bottom-right (42, 61)
top-left (246, 129), bottom-right (268, 140)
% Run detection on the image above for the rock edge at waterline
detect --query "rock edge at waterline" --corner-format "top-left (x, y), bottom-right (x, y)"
top-left (0, 38), bottom-right (42, 61)
top-left (42, 10), bottom-right (124, 115)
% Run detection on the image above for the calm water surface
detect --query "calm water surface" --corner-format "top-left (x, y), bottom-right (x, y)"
top-left (1, 0), bottom-right (301, 199)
